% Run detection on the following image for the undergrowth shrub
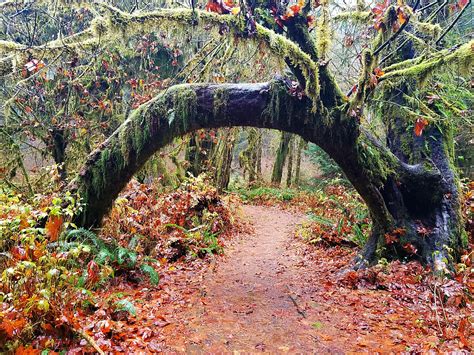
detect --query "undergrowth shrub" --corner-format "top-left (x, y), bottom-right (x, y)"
top-left (101, 174), bottom-right (241, 262)
top-left (0, 188), bottom-right (86, 350)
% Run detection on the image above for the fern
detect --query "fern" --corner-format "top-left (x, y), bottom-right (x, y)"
top-left (116, 247), bottom-right (137, 267)
top-left (308, 214), bottom-right (334, 227)
top-left (115, 299), bottom-right (136, 316)
top-left (140, 264), bottom-right (160, 285)
top-left (64, 228), bottom-right (107, 252)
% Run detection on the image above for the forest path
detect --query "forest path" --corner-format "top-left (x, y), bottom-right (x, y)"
top-left (162, 205), bottom-right (348, 353)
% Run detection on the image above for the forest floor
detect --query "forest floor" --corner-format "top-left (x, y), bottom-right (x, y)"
top-left (85, 204), bottom-right (470, 353)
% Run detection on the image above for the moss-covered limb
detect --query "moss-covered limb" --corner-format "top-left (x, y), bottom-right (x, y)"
top-left (412, 21), bottom-right (442, 38)
top-left (92, 3), bottom-right (321, 108)
top-left (69, 80), bottom-right (318, 227)
top-left (316, 0), bottom-right (331, 60)
top-left (284, 17), bottom-right (345, 107)
top-left (381, 40), bottom-right (474, 81)
top-left (0, 5), bottom-right (322, 108)
top-left (0, 27), bottom-right (98, 57)
top-left (333, 11), bottom-right (372, 22)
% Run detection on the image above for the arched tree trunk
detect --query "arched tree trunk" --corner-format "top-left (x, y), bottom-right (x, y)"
top-left (68, 80), bottom-right (465, 269)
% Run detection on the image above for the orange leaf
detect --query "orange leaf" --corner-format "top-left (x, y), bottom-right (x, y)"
top-left (289, 4), bottom-right (301, 14)
top-left (15, 345), bottom-right (40, 355)
top-left (414, 118), bottom-right (429, 136)
top-left (45, 215), bottom-right (63, 242)
top-left (373, 67), bottom-right (385, 77)
top-left (1, 317), bottom-right (26, 338)
top-left (397, 8), bottom-right (408, 25)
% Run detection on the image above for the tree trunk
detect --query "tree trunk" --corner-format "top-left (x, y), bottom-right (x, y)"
top-left (286, 135), bottom-right (294, 187)
top-left (185, 132), bottom-right (214, 177)
top-left (239, 128), bottom-right (261, 186)
top-left (50, 128), bottom-right (68, 181)
top-left (294, 137), bottom-right (306, 186)
top-left (69, 81), bottom-right (465, 269)
top-left (256, 132), bottom-right (263, 177)
top-left (212, 128), bottom-right (236, 191)
top-left (271, 131), bottom-right (292, 186)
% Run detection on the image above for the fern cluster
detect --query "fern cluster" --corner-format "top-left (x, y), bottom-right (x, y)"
top-left (63, 228), bottom-right (159, 286)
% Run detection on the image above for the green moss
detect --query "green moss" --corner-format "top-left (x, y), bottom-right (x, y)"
top-left (356, 135), bottom-right (397, 186)
top-left (413, 21), bottom-right (441, 38)
top-left (316, 0), bottom-right (331, 60)
top-left (172, 85), bottom-right (197, 132)
top-left (213, 88), bottom-right (229, 120)
top-left (382, 40), bottom-right (474, 83)
top-left (334, 11), bottom-right (371, 22)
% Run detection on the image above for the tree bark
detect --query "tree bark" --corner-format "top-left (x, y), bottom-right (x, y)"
top-left (271, 131), bottom-right (292, 186)
top-left (49, 128), bottom-right (68, 181)
top-left (239, 128), bottom-right (261, 186)
top-left (294, 137), bottom-right (306, 186)
top-left (286, 135), bottom-right (294, 188)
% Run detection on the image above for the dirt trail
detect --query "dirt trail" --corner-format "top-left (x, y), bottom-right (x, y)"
top-left (162, 205), bottom-right (341, 353)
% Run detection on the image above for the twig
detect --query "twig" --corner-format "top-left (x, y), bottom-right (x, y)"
top-left (373, 0), bottom-right (421, 56)
top-left (380, 0), bottom-right (449, 64)
top-left (286, 286), bottom-right (306, 318)
top-left (432, 283), bottom-right (444, 335)
top-left (435, 0), bottom-right (472, 46)
top-left (416, 0), bottom-right (438, 12)
top-left (74, 328), bottom-right (105, 355)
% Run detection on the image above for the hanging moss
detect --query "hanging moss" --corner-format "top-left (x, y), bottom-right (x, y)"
top-left (213, 87), bottom-right (229, 120)
top-left (172, 85), bottom-right (197, 133)
top-left (316, 0), bottom-right (331, 60)
top-left (94, 4), bottom-right (320, 109)
top-left (413, 21), bottom-right (441, 38)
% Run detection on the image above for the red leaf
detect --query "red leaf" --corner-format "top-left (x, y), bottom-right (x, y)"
top-left (87, 260), bottom-right (100, 284)
top-left (402, 243), bottom-right (418, 255)
top-left (11, 246), bottom-right (27, 261)
top-left (289, 4), bottom-right (301, 14)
